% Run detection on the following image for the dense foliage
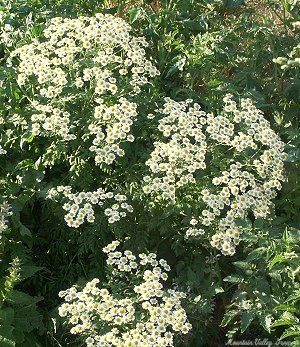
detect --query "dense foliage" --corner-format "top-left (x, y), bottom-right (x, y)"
top-left (0, 0), bottom-right (299, 346)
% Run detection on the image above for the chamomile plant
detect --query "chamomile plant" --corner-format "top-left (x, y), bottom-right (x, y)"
top-left (143, 95), bottom-right (287, 255)
top-left (58, 240), bottom-right (192, 347)
top-left (9, 13), bottom-right (159, 166)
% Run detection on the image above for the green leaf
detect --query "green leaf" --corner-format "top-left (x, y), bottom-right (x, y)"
top-left (182, 18), bottom-right (207, 33)
top-left (221, 311), bottom-right (237, 326)
top-left (235, 218), bottom-right (252, 229)
top-left (10, 212), bottom-right (32, 237)
top-left (241, 312), bottom-right (255, 333)
top-left (280, 329), bottom-right (300, 340)
top-left (165, 63), bottom-right (180, 79)
top-left (259, 313), bottom-right (273, 333)
top-left (12, 88), bottom-right (21, 101)
top-left (7, 290), bottom-right (42, 305)
top-left (223, 275), bottom-right (244, 283)
top-left (286, 290), bottom-right (300, 303)
top-left (253, 218), bottom-right (268, 229)
top-left (271, 319), bottom-right (298, 328)
top-left (19, 225), bottom-right (31, 237)
top-left (233, 261), bottom-right (251, 270)
top-left (268, 254), bottom-right (287, 269)
top-left (240, 231), bottom-right (258, 243)
top-left (20, 266), bottom-right (44, 281)
top-left (187, 268), bottom-right (198, 283)
top-left (287, 228), bottom-right (300, 243)
top-left (246, 247), bottom-right (266, 261)
top-left (14, 159), bottom-right (34, 171)
top-left (0, 308), bottom-right (14, 326)
top-left (271, 312), bottom-right (299, 328)
top-left (25, 134), bottom-right (35, 143)
top-left (214, 286), bottom-right (224, 294)
top-left (254, 280), bottom-right (270, 296)
top-left (102, 6), bottom-right (118, 15)
top-left (128, 7), bottom-right (141, 24)
top-left (275, 304), bottom-right (299, 313)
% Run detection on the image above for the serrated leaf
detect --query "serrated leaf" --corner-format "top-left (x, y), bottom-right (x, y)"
top-left (221, 311), bottom-right (237, 326)
top-left (259, 313), bottom-right (273, 333)
top-left (268, 254), bottom-right (286, 269)
top-left (241, 312), bottom-right (255, 333)
top-left (240, 231), bottom-right (258, 243)
top-left (14, 304), bottom-right (43, 333)
top-left (271, 318), bottom-right (298, 328)
top-left (275, 304), bottom-right (299, 313)
top-left (280, 329), bottom-right (300, 340)
top-left (286, 290), bottom-right (300, 303)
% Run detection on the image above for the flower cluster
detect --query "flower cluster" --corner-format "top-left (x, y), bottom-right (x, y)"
top-left (10, 13), bottom-right (159, 164)
top-left (47, 186), bottom-right (133, 227)
top-left (30, 101), bottom-right (75, 140)
top-left (88, 98), bottom-right (137, 165)
top-left (11, 14), bottom-right (159, 95)
top-left (185, 218), bottom-right (205, 238)
top-left (0, 201), bottom-right (12, 239)
top-left (144, 95), bottom-right (286, 255)
top-left (58, 240), bottom-right (191, 346)
top-left (144, 98), bottom-right (207, 202)
top-left (205, 95), bottom-right (286, 255)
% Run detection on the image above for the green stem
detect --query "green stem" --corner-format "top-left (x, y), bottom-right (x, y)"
top-left (214, 250), bottom-right (226, 306)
